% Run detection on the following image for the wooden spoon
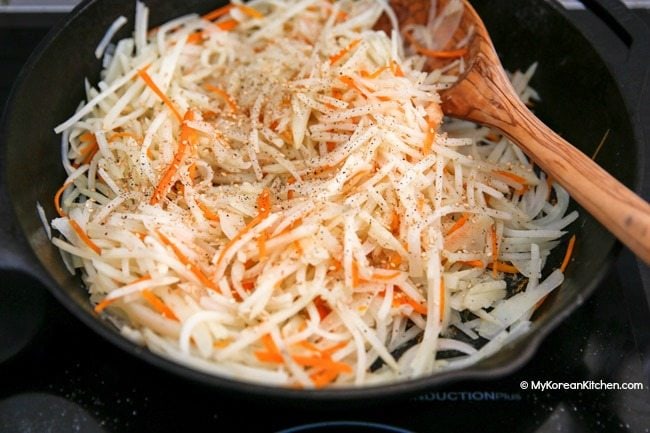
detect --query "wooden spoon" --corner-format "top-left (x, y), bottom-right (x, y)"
top-left (382, 0), bottom-right (650, 264)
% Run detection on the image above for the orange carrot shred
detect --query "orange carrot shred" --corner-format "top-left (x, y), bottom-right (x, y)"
top-left (137, 67), bottom-right (183, 123)
top-left (213, 339), bottom-right (231, 348)
top-left (236, 4), bottom-right (263, 19)
top-left (69, 219), bottom-right (101, 255)
top-left (108, 132), bottom-right (140, 142)
top-left (351, 261), bottom-right (362, 287)
top-left (335, 10), bottom-right (348, 22)
top-left (204, 83), bottom-right (239, 112)
top-left (196, 200), bottom-right (220, 222)
top-left (257, 230), bottom-right (268, 261)
top-left (462, 260), bottom-right (485, 268)
top-left (314, 296), bottom-right (331, 320)
top-left (216, 188), bottom-right (272, 267)
top-left (141, 289), bottom-right (179, 321)
top-left (54, 182), bottom-right (72, 218)
top-left (490, 261), bottom-right (519, 274)
top-left (392, 286), bottom-right (427, 315)
top-left (77, 132), bottom-right (99, 165)
top-left (371, 270), bottom-right (401, 281)
top-left (560, 234), bottom-right (577, 273)
top-left (150, 110), bottom-right (195, 205)
top-left (491, 224), bottom-right (499, 278)
top-left (390, 209), bottom-right (400, 234)
top-left (202, 3), bottom-right (233, 21)
top-left (338, 76), bottom-right (363, 94)
top-left (217, 18), bottom-right (238, 31)
top-left (390, 60), bottom-right (404, 77)
top-left (186, 31), bottom-right (205, 44)
top-left (446, 214), bottom-right (469, 236)
top-left (157, 230), bottom-right (219, 292)
top-left (422, 125), bottom-right (435, 155)
top-left (387, 250), bottom-right (402, 269)
top-left (241, 278), bottom-right (256, 291)
top-left (415, 44), bottom-right (468, 59)
top-left (94, 298), bottom-right (115, 314)
top-left (94, 275), bottom-right (152, 313)
top-left (329, 38), bottom-right (360, 65)
top-left (369, 65), bottom-right (389, 79)
top-left (494, 170), bottom-right (528, 189)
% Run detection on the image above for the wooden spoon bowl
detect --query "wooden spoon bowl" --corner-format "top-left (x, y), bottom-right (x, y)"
top-left (380, 0), bottom-right (650, 263)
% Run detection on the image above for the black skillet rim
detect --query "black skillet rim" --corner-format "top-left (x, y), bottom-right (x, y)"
top-left (0, 0), bottom-right (643, 402)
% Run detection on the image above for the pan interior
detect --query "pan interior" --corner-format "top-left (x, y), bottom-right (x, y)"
top-left (1, 0), bottom-right (636, 397)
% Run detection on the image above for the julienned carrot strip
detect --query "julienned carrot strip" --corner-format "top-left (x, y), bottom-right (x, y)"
top-left (335, 10), bottom-right (348, 22)
top-left (255, 334), bottom-right (352, 387)
top-left (257, 230), bottom-right (268, 261)
top-left (403, 31), bottom-right (468, 59)
top-left (186, 32), bottom-right (205, 44)
top-left (415, 45), bottom-right (468, 59)
top-left (387, 250), bottom-right (402, 269)
top-left (94, 298), bottom-right (115, 314)
top-left (141, 289), bottom-right (179, 321)
top-left (446, 214), bottom-right (469, 236)
top-left (157, 230), bottom-right (219, 292)
top-left (491, 224), bottom-right (499, 278)
top-left (137, 67), bottom-right (183, 123)
top-left (77, 132), bottom-right (99, 166)
top-left (237, 4), bottom-right (263, 19)
top-left (204, 83), bottom-right (239, 112)
top-left (390, 209), bottom-right (400, 234)
top-left (322, 341), bottom-right (347, 355)
top-left (216, 188), bottom-right (272, 267)
top-left (202, 3), bottom-right (233, 21)
top-left (351, 261), bottom-right (362, 287)
top-left (217, 19), bottom-right (238, 31)
top-left (108, 132), bottom-right (140, 142)
top-left (371, 270), bottom-right (401, 281)
top-left (392, 286), bottom-right (427, 315)
top-left (338, 76), bottom-right (363, 94)
top-left (461, 260), bottom-right (519, 274)
top-left (256, 187), bottom-right (272, 217)
top-left (54, 182), bottom-right (72, 217)
top-left (94, 275), bottom-right (153, 313)
top-left (69, 219), bottom-right (101, 255)
top-left (560, 234), bottom-right (577, 273)
top-left (368, 65), bottom-right (389, 79)
top-left (390, 60), bottom-right (404, 77)
top-left (490, 261), bottom-right (519, 274)
top-left (329, 38), bottom-right (360, 65)
top-left (313, 296), bottom-right (331, 320)
top-left (494, 170), bottom-right (528, 191)
top-left (423, 128), bottom-right (434, 155)
top-left (150, 110), bottom-right (195, 205)
top-left (462, 260), bottom-right (485, 268)
top-left (196, 200), bottom-right (220, 222)
top-left (213, 339), bottom-right (231, 348)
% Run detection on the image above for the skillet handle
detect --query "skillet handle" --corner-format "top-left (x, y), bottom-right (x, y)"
top-left (577, 0), bottom-right (650, 111)
top-left (0, 185), bottom-right (42, 275)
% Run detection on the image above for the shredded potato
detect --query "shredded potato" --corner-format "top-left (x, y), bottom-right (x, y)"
top-left (50, 0), bottom-right (576, 388)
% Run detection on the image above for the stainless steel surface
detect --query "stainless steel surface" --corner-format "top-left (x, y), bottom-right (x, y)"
top-left (0, 0), bottom-right (78, 13)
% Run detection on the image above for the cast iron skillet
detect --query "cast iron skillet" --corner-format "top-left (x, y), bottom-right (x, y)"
top-left (0, 0), bottom-right (648, 402)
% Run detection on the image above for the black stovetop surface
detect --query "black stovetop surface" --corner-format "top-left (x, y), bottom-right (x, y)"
top-left (1, 7), bottom-right (649, 433)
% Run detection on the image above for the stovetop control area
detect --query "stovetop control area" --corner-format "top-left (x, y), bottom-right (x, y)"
top-left (1, 2), bottom-right (649, 432)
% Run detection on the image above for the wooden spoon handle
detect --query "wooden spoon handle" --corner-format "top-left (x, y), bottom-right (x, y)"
top-left (443, 57), bottom-right (650, 264)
